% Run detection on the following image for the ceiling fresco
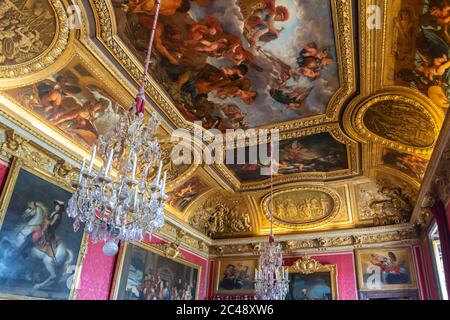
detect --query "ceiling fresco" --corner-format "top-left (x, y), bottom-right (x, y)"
top-left (4, 55), bottom-right (123, 146)
top-left (225, 132), bottom-right (348, 182)
top-left (386, 0), bottom-right (450, 112)
top-left (112, 0), bottom-right (340, 130)
top-left (0, 0), bottom-right (449, 244)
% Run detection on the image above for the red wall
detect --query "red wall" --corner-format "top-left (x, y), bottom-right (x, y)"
top-left (76, 234), bottom-right (209, 300)
top-left (284, 251), bottom-right (358, 300)
top-left (0, 158), bottom-right (9, 192)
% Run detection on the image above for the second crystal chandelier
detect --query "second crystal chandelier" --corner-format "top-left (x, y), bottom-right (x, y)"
top-left (66, 0), bottom-right (166, 256)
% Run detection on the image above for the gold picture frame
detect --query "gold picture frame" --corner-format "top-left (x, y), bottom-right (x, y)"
top-left (213, 257), bottom-right (258, 296)
top-left (286, 255), bottom-right (338, 300)
top-left (355, 246), bottom-right (417, 291)
top-left (0, 157), bottom-right (88, 300)
top-left (110, 241), bottom-right (202, 300)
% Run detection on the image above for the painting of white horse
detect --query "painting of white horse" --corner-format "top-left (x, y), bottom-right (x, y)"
top-left (0, 169), bottom-right (84, 300)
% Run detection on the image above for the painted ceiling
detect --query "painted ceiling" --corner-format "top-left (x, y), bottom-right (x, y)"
top-left (0, 0), bottom-right (448, 242)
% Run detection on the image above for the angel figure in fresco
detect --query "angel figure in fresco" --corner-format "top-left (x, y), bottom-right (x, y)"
top-left (240, 0), bottom-right (290, 47)
top-left (297, 43), bottom-right (334, 81)
top-left (184, 15), bottom-right (227, 54)
top-left (415, 28), bottom-right (450, 108)
top-left (430, 1), bottom-right (450, 42)
top-left (36, 75), bottom-right (82, 116)
top-left (270, 86), bottom-right (313, 111)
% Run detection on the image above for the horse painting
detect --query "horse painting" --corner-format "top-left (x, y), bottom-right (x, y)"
top-left (0, 169), bottom-right (83, 300)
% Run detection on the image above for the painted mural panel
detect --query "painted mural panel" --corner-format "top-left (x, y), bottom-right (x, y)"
top-left (5, 56), bottom-right (122, 146)
top-left (389, 0), bottom-right (450, 112)
top-left (382, 149), bottom-right (428, 181)
top-left (166, 176), bottom-right (210, 212)
top-left (226, 132), bottom-right (348, 182)
top-left (113, 0), bottom-right (339, 130)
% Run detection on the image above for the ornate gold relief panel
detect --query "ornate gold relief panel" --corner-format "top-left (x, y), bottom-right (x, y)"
top-left (261, 186), bottom-right (341, 230)
top-left (345, 90), bottom-right (443, 156)
top-left (0, 0), bottom-right (72, 83)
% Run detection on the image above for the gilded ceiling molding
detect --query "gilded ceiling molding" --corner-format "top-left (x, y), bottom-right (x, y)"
top-left (210, 226), bottom-right (418, 257)
top-left (214, 124), bottom-right (360, 192)
top-left (0, 0), bottom-right (73, 86)
top-left (87, 0), bottom-right (356, 133)
top-left (343, 87), bottom-right (444, 156)
top-left (260, 186), bottom-right (341, 230)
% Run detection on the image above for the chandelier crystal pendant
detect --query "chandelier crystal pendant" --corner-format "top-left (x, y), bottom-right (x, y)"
top-left (66, 0), bottom-right (166, 256)
top-left (254, 143), bottom-right (289, 300)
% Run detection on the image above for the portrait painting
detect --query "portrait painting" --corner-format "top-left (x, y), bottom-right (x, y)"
top-left (166, 176), bottom-right (210, 212)
top-left (0, 0), bottom-right (56, 66)
top-left (286, 272), bottom-right (335, 300)
top-left (112, 243), bottom-right (200, 300)
top-left (214, 258), bottom-right (257, 295)
top-left (226, 132), bottom-right (348, 182)
top-left (356, 247), bottom-right (417, 291)
top-left (112, 0), bottom-right (340, 130)
top-left (382, 149), bottom-right (428, 181)
top-left (286, 257), bottom-right (337, 300)
top-left (389, 0), bottom-right (450, 111)
top-left (0, 166), bottom-right (85, 300)
top-left (5, 56), bottom-right (122, 147)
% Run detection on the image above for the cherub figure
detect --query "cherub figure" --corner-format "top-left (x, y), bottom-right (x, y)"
top-left (245, 0), bottom-right (290, 46)
top-left (416, 52), bottom-right (450, 81)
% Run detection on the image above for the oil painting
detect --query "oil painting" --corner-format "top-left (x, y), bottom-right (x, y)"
top-left (214, 258), bottom-right (257, 295)
top-left (226, 132), bottom-right (348, 182)
top-left (391, 0), bottom-right (450, 111)
top-left (5, 57), bottom-right (122, 146)
top-left (113, 243), bottom-right (200, 300)
top-left (356, 247), bottom-right (417, 291)
top-left (382, 149), bottom-right (428, 181)
top-left (166, 176), bottom-right (210, 212)
top-left (0, 0), bottom-right (56, 66)
top-left (0, 168), bottom-right (84, 300)
top-left (112, 0), bottom-right (340, 130)
top-left (286, 272), bottom-right (334, 300)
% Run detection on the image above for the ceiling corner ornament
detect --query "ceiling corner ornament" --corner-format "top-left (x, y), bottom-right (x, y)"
top-left (261, 186), bottom-right (341, 230)
top-left (287, 255), bottom-right (332, 275)
top-left (188, 195), bottom-right (253, 239)
top-left (351, 94), bottom-right (440, 155)
top-left (0, 0), bottom-right (70, 79)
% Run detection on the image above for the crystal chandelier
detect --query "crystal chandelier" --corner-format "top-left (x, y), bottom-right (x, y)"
top-left (254, 144), bottom-right (289, 300)
top-left (66, 0), bottom-right (166, 256)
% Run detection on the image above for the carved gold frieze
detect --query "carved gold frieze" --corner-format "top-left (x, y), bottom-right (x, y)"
top-left (261, 186), bottom-right (341, 230)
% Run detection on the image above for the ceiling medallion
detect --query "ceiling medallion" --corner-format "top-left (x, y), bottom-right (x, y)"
top-left (0, 0), bottom-right (70, 79)
top-left (261, 186), bottom-right (341, 230)
top-left (352, 94), bottom-right (440, 155)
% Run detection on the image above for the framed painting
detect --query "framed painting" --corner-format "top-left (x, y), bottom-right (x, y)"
top-left (286, 256), bottom-right (338, 300)
top-left (213, 257), bottom-right (257, 296)
top-left (356, 247), bottom-right (417, 291)
top-left (111, 242), bottom-right (201, 300)
top-left (0, 160), bottom-right (86, 300)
